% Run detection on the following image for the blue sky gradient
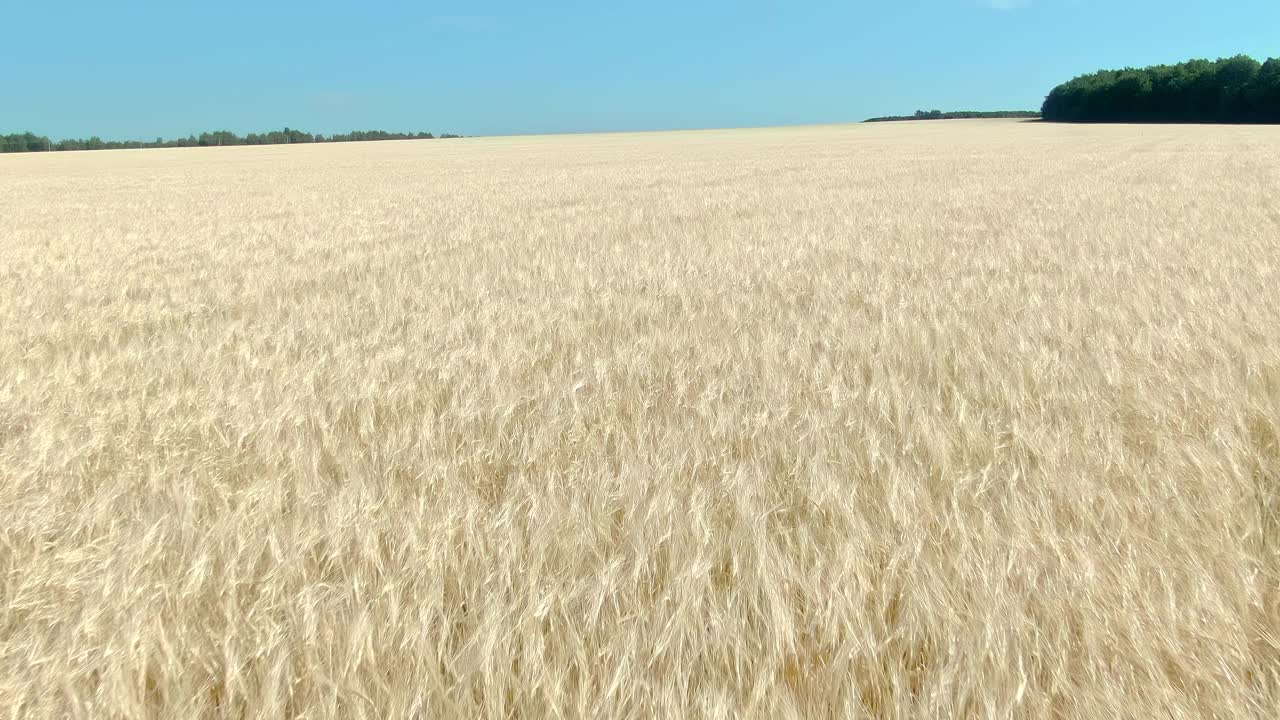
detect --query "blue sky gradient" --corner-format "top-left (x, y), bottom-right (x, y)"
top-left (4, 1), bottom-right (1278, 139)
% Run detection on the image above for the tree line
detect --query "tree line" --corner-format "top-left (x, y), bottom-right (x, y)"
top-left (1042, 55), bottom-right (1280, 123)
top-left (864, 110), bottom-right (1039, 123)
top-left (0, 128), bottom-right (462, 153)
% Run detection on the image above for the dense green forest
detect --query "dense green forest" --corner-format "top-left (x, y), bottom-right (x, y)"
top-left (0, 128), bottom-right (462, 153)
top-left (864, 110), bottom-right (1039, 122)
top-left (1042, 55), bottom-right (1280, 123)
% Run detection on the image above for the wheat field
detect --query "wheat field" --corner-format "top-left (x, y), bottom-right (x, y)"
top-left (1, 120), bottom-right (1278, 718)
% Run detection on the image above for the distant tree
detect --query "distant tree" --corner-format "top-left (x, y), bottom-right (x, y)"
top-left (0, 126), bottom-right (459, 153)
top-left (1256, 58), bottom-right (1280, 121)
top-left (1043, 55), bottom-right (1279, 123)
top-left (198, 130), bottom-right (241, 147)
top-left (1, 132), bottom-right (51, 152)
top-left (864, 110), bottom-right (1039, 123)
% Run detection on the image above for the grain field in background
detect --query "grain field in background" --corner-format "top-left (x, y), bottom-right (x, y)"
top-left (1, 120), bottom-right (1278, 718)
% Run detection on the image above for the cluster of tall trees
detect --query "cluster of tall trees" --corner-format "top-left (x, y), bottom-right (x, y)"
top-left (0, 128), bottom-right (462, 153)
top-left (1042, 55), bottom-right (1280, 123)
top-left (865, 110), bottom-right (1039, 122)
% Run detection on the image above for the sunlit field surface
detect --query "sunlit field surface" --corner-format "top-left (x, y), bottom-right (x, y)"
top-left (2, 121), bottom-right (1278, 718)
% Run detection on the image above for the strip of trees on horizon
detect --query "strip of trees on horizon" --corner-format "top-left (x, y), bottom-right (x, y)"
top-left (1042, 55), bottom-right (1280, 123)
top-left (0, 128), bottom-right (463, 153)
top-left (8, 53), bottom-right (1280, 154)
top-left (864, 110), bottom-right (1040, 122)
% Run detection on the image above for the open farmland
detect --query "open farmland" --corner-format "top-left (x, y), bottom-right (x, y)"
top-left (1, 120), bottom-right (1278, 718)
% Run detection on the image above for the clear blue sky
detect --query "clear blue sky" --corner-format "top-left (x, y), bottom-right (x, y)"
top-left (3, 1), bottom-right (1278, 139)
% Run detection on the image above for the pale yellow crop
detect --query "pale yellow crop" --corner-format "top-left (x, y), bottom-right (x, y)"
top-left (1, 120), bottom-right (1277, 718)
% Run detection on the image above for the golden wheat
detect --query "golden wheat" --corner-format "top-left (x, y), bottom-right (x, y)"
top-left (1, 120), bottom-right (1278, 718)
